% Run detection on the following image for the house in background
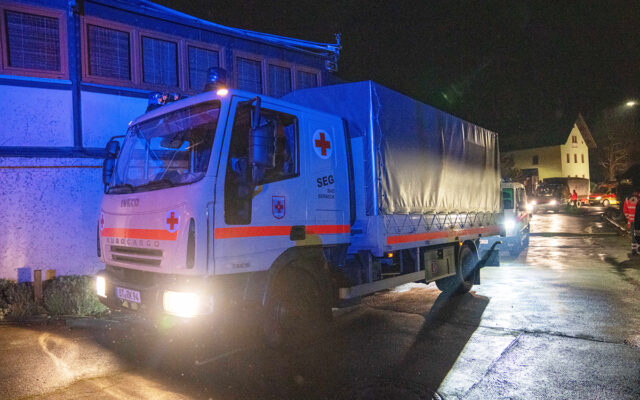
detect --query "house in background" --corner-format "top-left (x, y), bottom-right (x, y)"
top-left (501, 114), bottom-right (596, 194)
top-left (0, 0), bottom-right (340, 280)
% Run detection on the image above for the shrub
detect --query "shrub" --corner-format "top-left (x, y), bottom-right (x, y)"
top-left (43, 275), bottom-right (108, 316)
top-left (0, 279), bottom-right (44, 320)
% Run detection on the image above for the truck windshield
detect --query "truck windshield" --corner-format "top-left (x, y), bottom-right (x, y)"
top-left (502, 188), bottom-right (514, 209)
top-left (108, 101), bottom-right (220, 194)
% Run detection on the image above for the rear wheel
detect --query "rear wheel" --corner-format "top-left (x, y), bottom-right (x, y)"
top-left (262, 267), bottom-right (330, 349)
top-left (435, 245), bottom-right (478, 294)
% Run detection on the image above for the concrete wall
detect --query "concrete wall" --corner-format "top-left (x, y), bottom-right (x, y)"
top-left (81, 90), bottom-right (147, 148)
top-left (0, 157), bottom-right (104, 281)
top-left (0, 82), bottom-right (73, 147)
top-left (560, 124), bottom-right (590, 180)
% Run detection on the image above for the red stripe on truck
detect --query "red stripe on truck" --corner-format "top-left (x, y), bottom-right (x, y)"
top-left (214, 224), bottom-right (350, 239)
top-left (100, 228), bottom-right (178, 241)
top-left (387, 226), bottom-right (501, 245)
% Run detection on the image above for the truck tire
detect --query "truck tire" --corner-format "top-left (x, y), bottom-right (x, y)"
top-left (262, 267), bottom-right (330, 349)
top-left (435, 245), bottom-right (477, 294)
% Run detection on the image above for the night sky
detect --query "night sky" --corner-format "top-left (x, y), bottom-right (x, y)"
top-left (154, 0), bottom-right (639, 149)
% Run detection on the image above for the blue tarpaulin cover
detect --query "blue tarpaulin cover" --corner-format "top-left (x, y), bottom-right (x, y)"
top-left (284, 81), bottom-right (501, 215)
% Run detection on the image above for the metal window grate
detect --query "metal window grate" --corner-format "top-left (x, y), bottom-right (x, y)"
top-left (87, 24), bottom-right (130, 80)
top-left (142, 36), bottom-right (178, 87)
top-left (268, 64), bottom-right (292, 97)
top-left (236, 57), bottom-right (262, 93)
top-left (188, 46), bottom-right (219, 90)
top-left (5, 10), bottom-right (60, 71)
top-left (297, 70), bottom-right (318, 89)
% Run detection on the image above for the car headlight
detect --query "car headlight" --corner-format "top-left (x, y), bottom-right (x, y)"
top-left (163, 290), bottom-right (214, 318)
top-left (530, 200), bottom-right (536, 205)
top-left (96, 276), bottom-right (107, 298)
top-left (549, 199), bottom-right (557, 205)
top-left (526, 203), bottom-right (534, 212)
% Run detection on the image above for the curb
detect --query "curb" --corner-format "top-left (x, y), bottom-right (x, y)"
top-left (0, 315), bottom-right (122, 329)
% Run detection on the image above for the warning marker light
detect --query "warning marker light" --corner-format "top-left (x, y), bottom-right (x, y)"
top-left (205, 67), bottom-right (228, 92)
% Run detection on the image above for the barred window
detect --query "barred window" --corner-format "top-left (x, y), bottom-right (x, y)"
top-left (142, 36), bottom-right (178, 87)
top-left (5, 10), bottom-right (60, 71)
top-left (236, 57), bottom-right (262, 93)
top-left (87, 25), bottom-right (130, 80)
top-left (268, 64), bottom-right (292, 97)
top-left (188, 46), bottom-right (219, 90)
top-left (297, 70), bottom-right (318, 89)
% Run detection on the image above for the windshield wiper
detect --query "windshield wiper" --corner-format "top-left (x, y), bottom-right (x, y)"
top-left (134, 178), bottom-right (175, 191)
top-left (108, 184), bottom-right (135, 194)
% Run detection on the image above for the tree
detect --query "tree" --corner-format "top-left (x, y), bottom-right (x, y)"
top-left (597, 140), bottom-right (629, 182)
top-left (500, 155), bottom-right (522, 181)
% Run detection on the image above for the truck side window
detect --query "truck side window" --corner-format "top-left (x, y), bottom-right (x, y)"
top-left (259, 111), bottom-right (298, 184)
top-left (224, 104), bottom-right (298, 225)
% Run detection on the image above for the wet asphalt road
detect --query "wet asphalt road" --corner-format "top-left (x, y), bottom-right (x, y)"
top-left (1, 207), bottom-right (639, 399)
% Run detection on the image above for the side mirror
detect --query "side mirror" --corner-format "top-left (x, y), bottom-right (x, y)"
top-left (249, 121), bottom-right (276, 172)
top-left (247, 97), bottom-right (276, 182)
top-left (102, 138), bottom-right (121, 186)
top-left (102, 158), bottom-right (116, 186)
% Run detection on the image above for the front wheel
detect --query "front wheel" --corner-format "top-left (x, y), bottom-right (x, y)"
top-left (435, 245), bottom-right (478, 294)
top-left (262, 268), bottom-right (330, 349)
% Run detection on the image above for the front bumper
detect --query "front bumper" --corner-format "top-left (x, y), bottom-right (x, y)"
top-left (97, 266), bottom-right (214, 319)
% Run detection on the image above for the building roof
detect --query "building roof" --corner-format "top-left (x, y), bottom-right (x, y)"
top-left (501, 113), bottom-right (597, 152)
top-left (89, 0), bottom-right (341, 59)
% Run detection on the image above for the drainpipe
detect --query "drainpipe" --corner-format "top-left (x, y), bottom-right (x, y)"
top-left (67, 0), bottom-right (83, 153)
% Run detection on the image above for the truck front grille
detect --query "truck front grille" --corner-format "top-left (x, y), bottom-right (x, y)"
top-left (110, 246), bottom-right (162, 267)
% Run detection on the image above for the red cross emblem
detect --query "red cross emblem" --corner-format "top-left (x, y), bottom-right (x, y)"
top-left (165, 210), bottom-right (179, 233)
top-left (313, 130), bottom-right (332, 159)
top-left (272, 196), bottom-right (285, 219)
top-left (99, 212), bottom-right (105, 231)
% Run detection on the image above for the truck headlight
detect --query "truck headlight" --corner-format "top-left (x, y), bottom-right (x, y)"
top-left (96, 276), bottom-right (107, 298)
top-left (596, 196), bottom-right (601, 200)
top-left (503, 218), bottom-right (516, 232)
top-left (526, 203), bottom-right (534, 212)
top-left (549, 199), bottom-right (557, 205)
top-left (163, 291), bottom-right (213, 318)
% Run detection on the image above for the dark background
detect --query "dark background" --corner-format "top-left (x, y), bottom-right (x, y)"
top-left (153, 0), bottom-right (639, 176)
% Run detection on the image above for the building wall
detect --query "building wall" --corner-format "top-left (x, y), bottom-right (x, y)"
top-left (560, 124), bottom-right (590, 180)
top-left (0, 157), bottom-right (104, 281)
top-left (503, 145), bottom-right (562, 181)
top-left (81, 89), bottom-right (148, 147)
top-left (0, 80), bottom-right (74, 147)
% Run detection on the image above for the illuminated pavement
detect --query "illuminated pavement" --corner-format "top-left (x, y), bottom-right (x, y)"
top-left (1, 209), bottom-right (639, 399)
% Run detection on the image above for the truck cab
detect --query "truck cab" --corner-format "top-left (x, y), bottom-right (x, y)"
top-left (500, 181), bottom-right (531, 256)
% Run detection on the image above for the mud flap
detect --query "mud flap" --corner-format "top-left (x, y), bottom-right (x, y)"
top-left (479, 241), bottom-right (501, 267)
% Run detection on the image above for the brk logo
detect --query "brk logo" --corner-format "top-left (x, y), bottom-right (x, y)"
top-left (272, 196), bottom-right (286, 219)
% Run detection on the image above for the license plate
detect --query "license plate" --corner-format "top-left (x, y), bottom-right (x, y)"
top-left (479, 239), bottom-right (489, 244)
top-left (116, 287), bottom-right (141, 304)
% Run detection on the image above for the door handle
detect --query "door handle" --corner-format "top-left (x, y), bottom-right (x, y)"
top-left (290, 225), bottom-right (306, 241)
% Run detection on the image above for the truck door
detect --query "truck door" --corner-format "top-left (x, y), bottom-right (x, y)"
top-left (213, 97), bottom-right (305, 274)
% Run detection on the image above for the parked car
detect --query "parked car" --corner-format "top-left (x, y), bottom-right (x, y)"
top-left (589, 184), bottom-right (618, 207)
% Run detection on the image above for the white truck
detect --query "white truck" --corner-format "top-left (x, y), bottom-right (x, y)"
top-left (96, 77), bottom-right (502, 345)
top-left (481, 181), bottom-right (530, 257)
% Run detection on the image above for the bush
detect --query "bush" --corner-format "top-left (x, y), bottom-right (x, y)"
top-left (0, 279), bottom-right (44, 320)
top-left (43, 275), bottom-right (108, 316)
